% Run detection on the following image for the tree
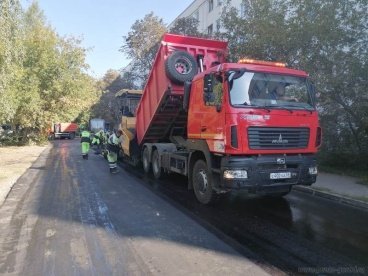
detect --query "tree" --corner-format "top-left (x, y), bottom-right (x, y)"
top-left (0, 1), bottom-right (99, 144)
top-left (91, 69), bottom-right (123, 128)
top-left (0, 0), bottom-right (24, 124)
top-left (118, 70), bottom-right (138, 90)
top-left (99, 69), bottom-right (121, 92)
top-left (169, 17), bottom-right (201, 37)
top-left (18, 2), bottom-right (99, 139)
top-left (120, 12), bottom-right (167, 87)
top-left (220, 0), bottom-right (368, 169)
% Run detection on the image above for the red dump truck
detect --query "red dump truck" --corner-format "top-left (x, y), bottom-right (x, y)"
top-left (49, 122), bottom-right (78, 139)
top-left (120, 34), bottom-right (321, 204)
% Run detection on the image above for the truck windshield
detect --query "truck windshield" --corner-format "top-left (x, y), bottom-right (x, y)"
top-left (228, 71), bottom-right (315, 110)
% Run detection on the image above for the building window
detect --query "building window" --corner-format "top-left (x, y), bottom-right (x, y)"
top-left (208, 0), bottom-right (214, 12)
top-left (207, 24), bottom-right (213, 35)
top-left (216, 19), bottom-right (221, 32)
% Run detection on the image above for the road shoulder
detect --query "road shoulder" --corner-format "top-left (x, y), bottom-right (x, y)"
top-left (0, 144), bottom-right (49, 205)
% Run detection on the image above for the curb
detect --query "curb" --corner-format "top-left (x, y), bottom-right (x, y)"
top-left (293, 186), bottom-right (368, 211)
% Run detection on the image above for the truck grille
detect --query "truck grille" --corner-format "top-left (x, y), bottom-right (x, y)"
top-left (248, 127), bottom-right (309, 149)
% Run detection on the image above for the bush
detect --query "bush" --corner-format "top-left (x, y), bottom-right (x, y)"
top-left (0, 129), bottom-right (48, 146)
top-left (318, 150), bottom-right (368, 182)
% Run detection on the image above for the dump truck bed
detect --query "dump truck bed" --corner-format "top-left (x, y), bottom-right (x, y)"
top-left (135, 33), bottom-right (228, 146)
top-left (59, 123), bottom-right (77, 133)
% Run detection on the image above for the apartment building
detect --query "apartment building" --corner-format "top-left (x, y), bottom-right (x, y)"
top-left (168, 0), bottom-right (244, 35)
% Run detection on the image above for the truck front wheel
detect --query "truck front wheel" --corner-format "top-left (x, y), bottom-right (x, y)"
top-left (192, 160), bottom-right (216, 205)
top-left (142, 147), bottom-right (151, 174)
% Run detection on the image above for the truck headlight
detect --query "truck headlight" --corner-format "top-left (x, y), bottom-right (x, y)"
top-left (223, 170), bottom-right (248, 179)
top-left (308, 166), bottom-right (318, 175)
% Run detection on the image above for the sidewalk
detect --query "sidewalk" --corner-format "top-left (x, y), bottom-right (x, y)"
top-left (293, 172), bottom-right (368, 210)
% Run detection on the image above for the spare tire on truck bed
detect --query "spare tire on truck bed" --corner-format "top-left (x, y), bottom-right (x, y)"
top-left (165, 51), bottom-right (198, 84)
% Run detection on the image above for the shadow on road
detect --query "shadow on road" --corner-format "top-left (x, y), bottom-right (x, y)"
top-left (4, 140), bottom-right (367, 274)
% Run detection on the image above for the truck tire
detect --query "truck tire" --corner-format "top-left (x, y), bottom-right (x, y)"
top-left (192, 160), bottom-right (216, 205)
top-left (142, 147), bottom-right (151, 174)
top-left (165, 51), bottom-right (198, 84)
top-left (152, 150), bottom-right (163, 179)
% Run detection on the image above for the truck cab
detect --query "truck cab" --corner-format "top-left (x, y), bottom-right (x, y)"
top-left (186, 60), bottom-right (320, 200)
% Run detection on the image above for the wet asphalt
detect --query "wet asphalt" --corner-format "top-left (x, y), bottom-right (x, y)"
top-left (139, 172), bottom-right (368, 273)
top-left (0, 139), bottom-right (367, 275)
top-left (121, 153), bottom-right (368, 274)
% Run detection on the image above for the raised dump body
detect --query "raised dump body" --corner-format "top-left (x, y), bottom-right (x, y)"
top-left (135, 33), bottom-right (227, 146)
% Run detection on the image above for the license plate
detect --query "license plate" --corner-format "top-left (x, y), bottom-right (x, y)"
top-left (270, 172), bottom-right (291, 179)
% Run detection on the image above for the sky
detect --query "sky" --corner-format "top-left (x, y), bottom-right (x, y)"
top-left (21, 0), bottom-right (193, 78)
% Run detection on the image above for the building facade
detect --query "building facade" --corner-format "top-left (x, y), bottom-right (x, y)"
top-left (168, 0), bottom-right (244, 35)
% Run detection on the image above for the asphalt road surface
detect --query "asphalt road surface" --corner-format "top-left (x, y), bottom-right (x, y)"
top-left (0, 140), bottom-right (367, 275)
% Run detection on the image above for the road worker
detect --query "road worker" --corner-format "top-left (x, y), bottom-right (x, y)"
top-left (91, 128), bottom-right (106, 154)
top-left (80, 128), bottom-right (91, 159)
top-left (107, 129), bottom-right (122, 173)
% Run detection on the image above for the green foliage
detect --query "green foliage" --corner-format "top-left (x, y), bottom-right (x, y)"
top-left (118, 71), bottom-right (138, 91)
top-left (120, 13), bottom-right (213, 90)
top-left (0, 0), bottom-right (99, 145)
top-left (91, 70), bottom-right (121, 126)
top-left (121, 12), bottom-right (167, 61)
top-left (91, 68), bottom-right (140, 129)
top-left (220, 0), bottom-right (368, 172)
top-left (120, 12), bottom-right (167, 87)
top-left (0, 0), bottom-right (24, 123)
top-left (169, 17), bottom-right (202, 37)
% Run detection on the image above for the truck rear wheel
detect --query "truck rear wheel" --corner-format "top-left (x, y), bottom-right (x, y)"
top-left (192, 160), bottom-right (216, 205)
top-left (142, 147), bottom-right (151, 173)
top-left (165, 51), bottom-right (198, 84)
top-left (152, 150), bottom-right (163, 179)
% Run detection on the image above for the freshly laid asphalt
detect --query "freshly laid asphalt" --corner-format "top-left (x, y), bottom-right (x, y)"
top-left (125, 160), bottom-right (368, 274)
top-left (0, 140), bottom-right (367, 275)
top-left (0, 140), bottom-right (268, 275)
